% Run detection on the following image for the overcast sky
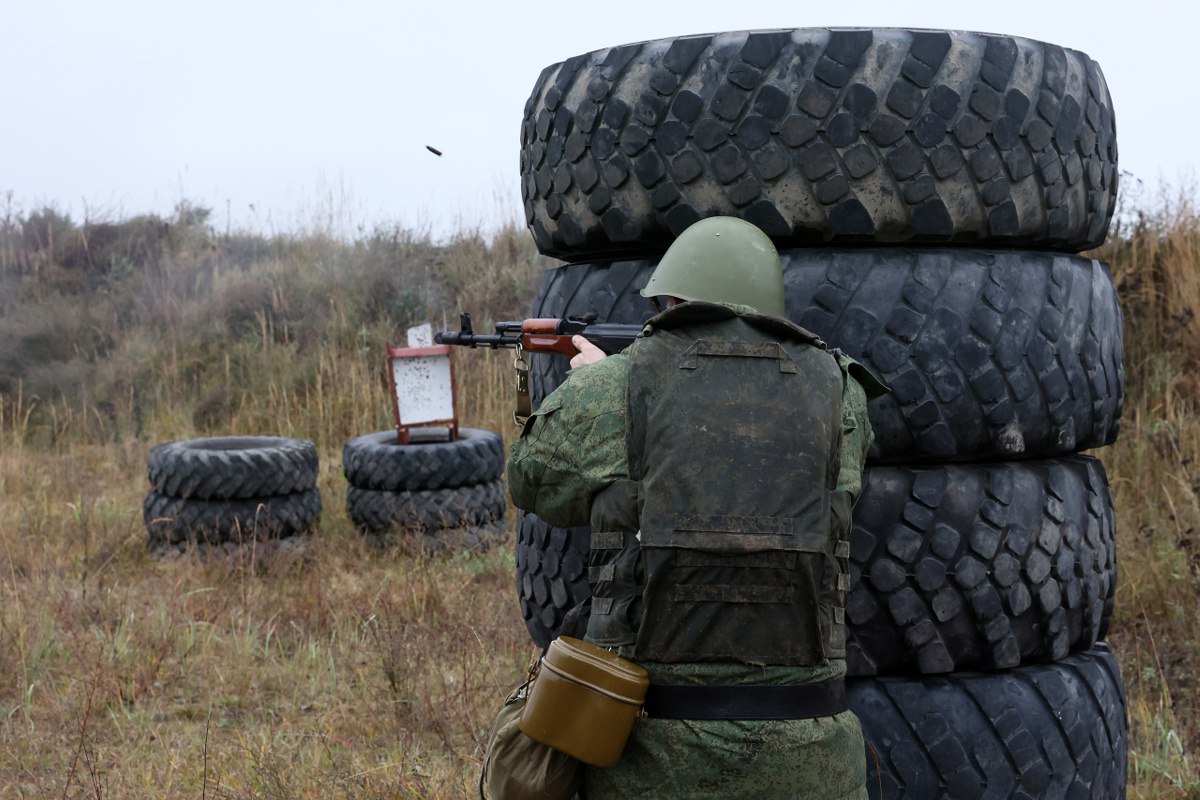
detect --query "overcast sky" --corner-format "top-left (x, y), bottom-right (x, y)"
top-left (2, 0), bottom-right (1195, 238)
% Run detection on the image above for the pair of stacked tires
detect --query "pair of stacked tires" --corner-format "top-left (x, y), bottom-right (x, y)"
top-left (144, 436), bottom-right (322, 552)
top-left (342, 428), bottom-right (508, 549)
top-left (515, 28), bottom-right (1127, 798)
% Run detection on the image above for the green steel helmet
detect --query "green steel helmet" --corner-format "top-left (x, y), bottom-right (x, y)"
top-left (639, 216), bottom-right (785, 316)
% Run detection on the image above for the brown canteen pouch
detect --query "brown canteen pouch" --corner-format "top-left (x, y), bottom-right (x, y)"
top-left (519, 636), bottom-right (649, 767)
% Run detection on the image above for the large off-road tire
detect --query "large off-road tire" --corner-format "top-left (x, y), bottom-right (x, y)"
top-left (788, 249), bottom-right (1124, 462)
top-left (143, 489), bottom-right (322, 544)
top-left (851, 644), bottom-right (1128, 799)
top-left (342, 428), bottom-right (505, 492)
top-left (345, 481), bottom-right (506, 534)
top-left (528, 250), bottom-right (1123, 462)
top-left (516, 511), bottom-right (592, 646)
top-left (522, 29), bottom-right (1117, 260)
top-left (846, 456), bottom-right (1115, 675)
top-left (148, 436), bottom-right (318, 500)
top-left (513, 458), bottom-right (1115, 675)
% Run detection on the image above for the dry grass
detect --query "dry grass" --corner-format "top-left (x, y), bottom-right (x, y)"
top-left (0, 189), bottom-right (1198, 797)
top-left (1090, 183), bottom-right (1200, 798)
top-left (0, 206), bottom-right (546, 798)
top-left (0, 350), bottom-right (534, 799)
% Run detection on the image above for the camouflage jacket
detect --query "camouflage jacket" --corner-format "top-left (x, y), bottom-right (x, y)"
top-left (508, 350), bottom-right (874, 527)
top-left (507, 338), bottom-right (874, 800)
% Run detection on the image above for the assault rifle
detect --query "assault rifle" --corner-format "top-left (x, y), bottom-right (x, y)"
top-left (434, 313), bottom-right (641, 357)
top-left (434, 313), bottom-right (642, 427)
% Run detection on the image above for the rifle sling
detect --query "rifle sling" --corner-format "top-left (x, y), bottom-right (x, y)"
top-left (513, 346), bottom-right (532, 428)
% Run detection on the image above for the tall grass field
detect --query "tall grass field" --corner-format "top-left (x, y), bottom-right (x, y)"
top-left (0, 191), bottom-right (1197, 798)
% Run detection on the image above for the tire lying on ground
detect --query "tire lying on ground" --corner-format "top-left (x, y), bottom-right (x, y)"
top-left (144, 489), bottom-right (322, 546)
top-left (148, 436), bottom-right (318, 499)
top-left (513, 457), bottom-right (1115, 676)
top-left (846, 456), bottom-right (1115, 676)
top-left (145, 435), bottom-right (321, 552)
top-left (528, 250), bottom-right (1124, 463)
top-left (341, 427), bottom-right (510, 552)
top-left (342, 428), bottom-right (504, 491)
top-left (516, 511), bottom-right (592, 646)
top-left (345, 481), bottom-right (507, 535)
top-left (851, 644), bottom-right (1128, 799)
top-left (522, 28), bottom-right (1117, 260)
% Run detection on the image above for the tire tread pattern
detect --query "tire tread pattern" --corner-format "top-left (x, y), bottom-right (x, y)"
top-left (143, 489), bottom-right (322, 544)
top-left (529, 251), bottom-right (1124, 462)
top-left (342, 428), bottom-right (504, 491)
top-left (521, 29), bottom-right (1117, 259)
top-left (515, 511), bottom-right (593, 647)
top-left (345, 481), bottom-right (506, 533)
top-left (148, 436), bottom-right (318, 500)
top-left (851, 644), bottom-right (1128, 799)
top-left (847, 457), bottom-right (1116, 675)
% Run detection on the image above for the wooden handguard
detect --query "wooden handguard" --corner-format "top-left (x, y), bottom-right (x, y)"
top-left (521, 319), bottom-right (578, 356)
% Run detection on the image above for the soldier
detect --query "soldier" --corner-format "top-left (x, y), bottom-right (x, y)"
top-left (508, 216), bottom-right (885, 799)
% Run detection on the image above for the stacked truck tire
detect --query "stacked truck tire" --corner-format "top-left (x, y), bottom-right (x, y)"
top-left (514, 28), bottom-right (1128, 798)
top-left (342, 427), bottom-right (508, 549)
top-left (144, 427), bottom-right (510, 554)
top-left (144, 436), bottom-right (322, 552)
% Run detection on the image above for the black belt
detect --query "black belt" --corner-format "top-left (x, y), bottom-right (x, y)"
top-left (643, 680), bottom-right (847, 720)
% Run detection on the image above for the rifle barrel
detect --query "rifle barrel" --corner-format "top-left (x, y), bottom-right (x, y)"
top-left (433, 331), bottom-right (520, 349)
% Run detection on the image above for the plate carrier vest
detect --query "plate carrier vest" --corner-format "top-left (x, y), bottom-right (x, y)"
top-left (585, 302), bottom-right (853, 666)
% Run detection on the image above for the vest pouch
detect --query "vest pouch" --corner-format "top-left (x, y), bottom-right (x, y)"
top-left (519, 636), bottom-right (649, 767)
top-left (636, 543), bottom-right (826, 664)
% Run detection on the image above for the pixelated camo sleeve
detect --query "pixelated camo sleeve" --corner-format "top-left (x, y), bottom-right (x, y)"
top-left (506, 354), bottom-right (630, 528)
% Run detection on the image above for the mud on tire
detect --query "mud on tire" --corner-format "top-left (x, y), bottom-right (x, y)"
top-left (522, 29), bottom-right (1117, 259)
top-left (529, 250), bottom-right (1123, 463)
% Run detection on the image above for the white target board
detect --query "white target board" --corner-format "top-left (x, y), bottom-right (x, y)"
top-left (388, 323), bottom-right (457, 437)
top-left (391, 350), bottom-right (454, 425)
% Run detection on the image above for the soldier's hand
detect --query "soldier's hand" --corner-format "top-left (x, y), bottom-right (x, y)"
top-left (569, 336), bottom-right (607, 368)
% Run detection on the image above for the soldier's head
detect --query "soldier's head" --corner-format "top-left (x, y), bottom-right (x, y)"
top-left (639, 216), bottom-right (785, 316)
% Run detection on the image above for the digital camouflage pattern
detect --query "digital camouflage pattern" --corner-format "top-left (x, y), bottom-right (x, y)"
top-left (508, 353), bottom-right (632, 529)
top-left (507, 321), bottom-right (875, 799)
top-left (506, 350), bottom-right (874, 531)
top-left (584, 663), bottom-right (866, 800)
